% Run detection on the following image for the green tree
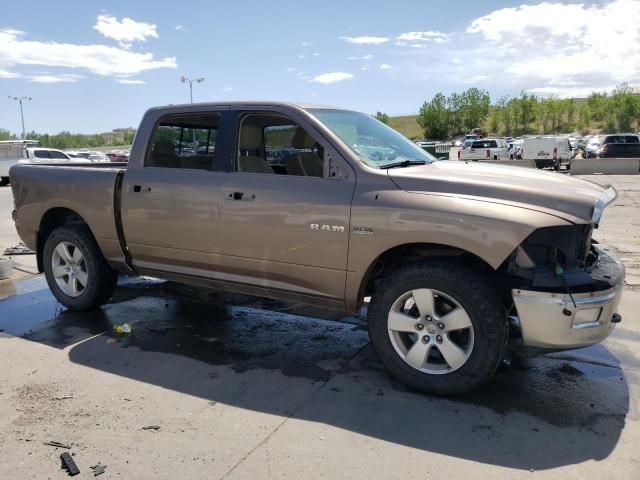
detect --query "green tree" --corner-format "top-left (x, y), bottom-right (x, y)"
top-left (417, 93), bottom-right (450, 140)
top-left (460, 87), bottom-right (491, 131)
top-left (374, 111), bottom-right (389, 124)
top-left (610, 83), bottom-right (639, 132)
top-left (0, 129), bottom-right (12, 141)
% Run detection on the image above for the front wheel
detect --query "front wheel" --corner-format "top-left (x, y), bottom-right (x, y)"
top-left (0, 177), bottom-right (9, 186)
top-left (368, 261), bottom-right (507, 395)
top-left (43, 224), bottom-right (118, 311)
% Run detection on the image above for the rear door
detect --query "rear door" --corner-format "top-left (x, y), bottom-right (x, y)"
top-left (216, 107), bottom-right (356, 302)
top-left (120, 108), bottom-right (231, 275)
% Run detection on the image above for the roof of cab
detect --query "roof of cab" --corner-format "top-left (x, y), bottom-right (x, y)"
top-left (146, 100), bottom-right (348, 114)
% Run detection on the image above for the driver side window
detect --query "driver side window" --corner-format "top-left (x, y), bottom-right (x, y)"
top-left (237, 114), bottom-right (324, 177)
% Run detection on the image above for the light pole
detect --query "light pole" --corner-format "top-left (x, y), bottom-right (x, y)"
top-left (8, 96), bottom-right (32, 139)
top-left (180, 76), bottom-right (205, 103)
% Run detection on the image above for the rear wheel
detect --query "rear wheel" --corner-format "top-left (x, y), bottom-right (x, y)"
top-left (0, 177), bottom-right (9, 186)
top-left (368, 261), bottom-right (507, 395)
top-left (43, 224), bottom-right (117, 310)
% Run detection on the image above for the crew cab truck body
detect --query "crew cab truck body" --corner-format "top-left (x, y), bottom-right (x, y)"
top-left (10, 102), bottom-right (624, 395)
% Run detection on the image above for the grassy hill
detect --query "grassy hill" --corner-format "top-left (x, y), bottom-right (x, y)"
top-left (388, 115), bottom-right (422, 140)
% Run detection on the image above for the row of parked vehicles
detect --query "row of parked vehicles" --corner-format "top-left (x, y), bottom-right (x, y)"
top-left (0, 140), bottom-right (129, 185)
top-left (423, 130), bottom-right (640, 170)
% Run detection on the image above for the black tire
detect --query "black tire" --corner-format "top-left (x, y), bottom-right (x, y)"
top-left (0, 177), bottom-right (9, 186)
top-left (368, 261), bottom-right (507, 396)
top-left (43, 224), bottom-right (117, 311)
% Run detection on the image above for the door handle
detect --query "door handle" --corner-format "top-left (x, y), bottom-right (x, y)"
top-left (227, 191), bottom-right (255, 201)
top-left (133, 185), bottom-right (151, 193)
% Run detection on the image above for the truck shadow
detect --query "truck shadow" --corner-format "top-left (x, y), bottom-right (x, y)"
top-left (0, 276), bottom-right (631, 471)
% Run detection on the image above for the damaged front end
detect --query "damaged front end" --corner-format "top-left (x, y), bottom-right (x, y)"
top-left (504, 187), bottom-right (624, 351)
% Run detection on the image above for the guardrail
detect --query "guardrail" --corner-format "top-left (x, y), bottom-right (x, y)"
top-left (570, 157), bottom-right (640, 175)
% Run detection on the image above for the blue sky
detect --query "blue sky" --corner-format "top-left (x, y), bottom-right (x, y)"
top-left (1, 0), bottom-right (639, 133)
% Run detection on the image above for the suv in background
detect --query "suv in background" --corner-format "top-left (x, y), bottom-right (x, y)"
top-left (584, 134), bottom-right (640, 158)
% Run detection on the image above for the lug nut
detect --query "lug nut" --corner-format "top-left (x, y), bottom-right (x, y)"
top-left (422, 335), bottom-right (430, 344)
top-left (438, 323), bottom-right (445, 330)
top-left (415, 323), bottom-right (424, 330)
top-left (436, 335), bottom-right (443, 343)
top-left (425, 315), bottom-right (433, 322)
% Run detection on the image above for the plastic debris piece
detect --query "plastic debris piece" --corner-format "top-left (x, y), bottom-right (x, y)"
top-left (90, 463), bottom-right (107, 476)
top-left (60, 452), bottom-right (80, 476)
top-left (44, 441), bottom-right (71, 449)
top-left (113, 323), bottom-right (132, 334)
top-left (142, 425), bottom-right (161, 431)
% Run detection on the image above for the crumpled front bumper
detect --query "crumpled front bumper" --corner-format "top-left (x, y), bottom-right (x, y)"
top-left (512, 247), bottom-right (624, 350)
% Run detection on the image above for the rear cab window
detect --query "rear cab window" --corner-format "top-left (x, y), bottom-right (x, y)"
top-left (471, 140), bottom-right (497, 149)
top-left (146, 113), bottom-right (220, 170)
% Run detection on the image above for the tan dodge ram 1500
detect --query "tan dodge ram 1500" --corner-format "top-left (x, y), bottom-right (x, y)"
top-left (9, 102), bottom-right (624, 395)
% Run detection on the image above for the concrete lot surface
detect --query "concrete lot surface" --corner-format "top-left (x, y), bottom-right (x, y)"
top-left (0, 175), bottom-right (639, 479)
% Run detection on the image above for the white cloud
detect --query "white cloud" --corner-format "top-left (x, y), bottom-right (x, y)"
top-left (94, 14), bottom-right (158, 48)
top-left (310, 72), bottom-right (354, 84)
top-left (463, 0), bottom-right (640, 94)
top-left (285, 67), bottom-right (295, 72)
top-left (117, 78), bottom-right (146, 84)
top-left (30, 73), bottom-right (84, 83)
top-left (379, 63), bottom-right (391, 69)
top-left (339, 36), bottom-right (389, 45)
top-left (223, 87), bottom-right (233, 91)
top-left (175, 25), bottom-right (186, 31)
top-left (347, 54), bottom-right (374, 60)
top-left (396, 31), bottom-right (451, 45)
top-left (312, 52), bottom-right (320, 56)
top-left (0, 28), bottom-right (177, 77)
top-left (301, 41), bottom-right (312, 47)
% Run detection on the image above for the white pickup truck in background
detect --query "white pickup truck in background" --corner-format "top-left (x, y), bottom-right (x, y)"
top-left (458, 138), bottom-right (510, 161)
top-left (0, 140), bottom-right (37, 186)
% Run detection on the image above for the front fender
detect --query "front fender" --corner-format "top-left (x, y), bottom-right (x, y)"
top-left (345, 186), bottom-right (570, 311)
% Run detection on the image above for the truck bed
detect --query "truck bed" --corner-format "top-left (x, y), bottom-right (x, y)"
top-left (10, 163), bottom-right (128, 268)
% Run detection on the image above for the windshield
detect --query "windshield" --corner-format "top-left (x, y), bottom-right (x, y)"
top-left (306, 109), bottom-right (436, 167)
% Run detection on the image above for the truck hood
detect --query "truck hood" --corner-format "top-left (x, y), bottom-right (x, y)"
top-left (388, 160), bottom-right (609, 223)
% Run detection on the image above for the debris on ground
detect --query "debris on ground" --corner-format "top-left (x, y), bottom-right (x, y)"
top-left (52, 395), bottom-right (74, 400)
top-left (3, 242), bottom-right (36, 256)
top-left (90, 463), bottom-right (107, 476)
top-left (141, 425), bottom-right (161, 431)
top-left (60, 452), bottom-right (80, 476)
top-left (44, 440), bottom-right (71, 449)
top-left (113, 323), bottom-right (132, 334)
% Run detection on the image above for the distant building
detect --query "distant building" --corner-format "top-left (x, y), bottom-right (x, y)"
top-left (101, 127), bottom-right (136, 144)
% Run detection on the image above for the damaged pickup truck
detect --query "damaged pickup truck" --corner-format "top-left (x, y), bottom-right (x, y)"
top-left (9, 102), bottom-right (624, 395)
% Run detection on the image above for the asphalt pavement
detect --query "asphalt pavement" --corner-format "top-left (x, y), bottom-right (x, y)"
top-left (0, 176), bottom-right (638, 479)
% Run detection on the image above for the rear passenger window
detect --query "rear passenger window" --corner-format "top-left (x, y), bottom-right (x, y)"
top-left (146, 113), bottom-right (220, 170)
top-left (237, 114), bottom-right (324, 177)
top-left (49, 150), bottom-right (68, 159)
top-left (34, 150), bottom-right (49, 159)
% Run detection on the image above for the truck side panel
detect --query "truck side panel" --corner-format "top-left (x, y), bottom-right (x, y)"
top-left (10, 164), bottom-right (125, 269)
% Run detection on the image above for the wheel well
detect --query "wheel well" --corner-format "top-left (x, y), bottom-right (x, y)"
top-left (36, 208), bottom-right (89, 272)
top-left (358, 243), bottom-right (494, 306)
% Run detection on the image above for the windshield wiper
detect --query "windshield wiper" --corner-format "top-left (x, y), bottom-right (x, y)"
top-left (379, 160), bottom-right (426, 169)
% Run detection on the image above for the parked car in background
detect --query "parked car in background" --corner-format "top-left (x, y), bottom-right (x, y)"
top-left (0, 140), bottom-right (37, 186)
top-left (583, 136), bottom-right (602, 158)
top-left (507, 139), bottom-right (523, 159)
top-left (584, 134), bottom-right (640, 158)
top-left (520, 136), bottom-right (572, 169)
top-left (22, 148), bottom-right (93, 164)
top-left (458, 138), bottom-right (510, 160)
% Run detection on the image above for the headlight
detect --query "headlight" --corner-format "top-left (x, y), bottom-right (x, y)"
top-left (518, 224), bottom-right (593, 269)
